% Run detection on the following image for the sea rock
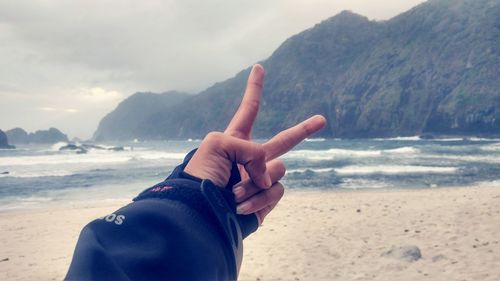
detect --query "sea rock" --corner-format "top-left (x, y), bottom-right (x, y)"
top-left (382, 245), bottom-right (422, 262)
top-left (59, 143), bottom-right (124, 154)
top-left (0, 130), bottom-right (15, 149)
top-left (5, 127), bottom-right (70, 144)
top-left (59, 144), bottom-right (88, 154)
top-left (28, 128), bottom-right (68, 144)
top-left (5, 128), bottom-right (29, 144)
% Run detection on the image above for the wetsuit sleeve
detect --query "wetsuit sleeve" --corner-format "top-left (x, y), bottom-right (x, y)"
top-left (65, 149), bottom-right (259, 281)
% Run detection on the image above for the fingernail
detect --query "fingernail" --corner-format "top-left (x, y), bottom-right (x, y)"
top-left (264, 174), bottom-right (272, 189)
top-left (233, 186), bottom-right (245, 200)
top-left (236, 202), bottom-right (252, 215)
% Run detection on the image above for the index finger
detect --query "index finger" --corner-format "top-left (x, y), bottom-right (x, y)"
top-left (263, 115), bottom-right (326, 160)
top-left (224, 64), bottom-right (265, 139)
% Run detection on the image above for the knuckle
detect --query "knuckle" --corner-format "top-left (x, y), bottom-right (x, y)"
top-left (226, 130), bottom-right (246, 139)
top-left (205, 131), bottom-right (224, 142)
top-left (275, 160), bottom-right (286, 177)
top-left (252, 143), bottom-right (266, 161)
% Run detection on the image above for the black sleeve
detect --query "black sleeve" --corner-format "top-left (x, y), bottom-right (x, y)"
top-left (65, 150), bottom-right (259, 281)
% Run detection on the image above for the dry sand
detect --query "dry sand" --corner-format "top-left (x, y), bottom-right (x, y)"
top-left (1, 186), bottom-right (499, 281)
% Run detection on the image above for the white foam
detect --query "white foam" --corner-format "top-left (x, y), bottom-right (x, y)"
top-left (474, 180), bottom-right (500, 188)
top-left (0, 153), bottom-right (132, 166)
top-left (374, 136), bottom-right (420, 141)
top-left (285, 148), bottom-right (381, 160)
top-left (467, 137), bottom-right (500, 142)
top-left (480, 143), bottom-right (500, 152)
top-left (0, 150), bottom-right (188, 167)
top-left (286, 168), bottom-right (334, 174)
top-left (305, 138), bottom-right (326, 142)
top-left (384, 147), bottom-right (420, 154)
top-left (339, 178), bottom-right (389, 189)
top-left (335, 165), bottom-right (458, 175)
top-left (51, 142), bottom-right (70, 151)
top-left (423, 154), bottom-right (500, 164)
top-left (135, 152), bottom-right (186, 160)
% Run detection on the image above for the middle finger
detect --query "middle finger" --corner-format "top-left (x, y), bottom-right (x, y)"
top-left (233, 159), bottom-right (285, 202)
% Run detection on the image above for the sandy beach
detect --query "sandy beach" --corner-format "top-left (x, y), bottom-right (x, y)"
top-left (1, 186), bottom-right (499, 281)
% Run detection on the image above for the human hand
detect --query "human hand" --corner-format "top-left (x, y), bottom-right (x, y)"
top-left (184, 64), bottom-right (326, 223)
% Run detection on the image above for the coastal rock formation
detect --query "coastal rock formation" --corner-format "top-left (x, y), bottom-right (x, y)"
top-left (5, 128), bottom-right (29, 144)
top-left (58, 143), bottom-right (125, 154)
top-left (5, 127), bottom-right (69, 144)
top-left (0, 130), bottom-right (15, 149)
top-left (28, 128), bottom-right (68, 144)
top-left (94, 0), bottom-right (499, 140)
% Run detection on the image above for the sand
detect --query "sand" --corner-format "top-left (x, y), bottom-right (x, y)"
top-left (1, 186), bottom-right (499, 281)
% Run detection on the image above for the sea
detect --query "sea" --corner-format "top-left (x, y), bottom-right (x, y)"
top-left (1, 137), bottom-right (499, 210)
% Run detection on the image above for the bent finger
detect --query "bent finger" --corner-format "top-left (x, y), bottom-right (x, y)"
top-left (225, 64), bottom-right (265, 139)
top-left (263, 115), bottom-right (326, 161)
top-left (233, 159), bottom-right (285, 203)
top-left (236, 182), bottom-right (284, 215)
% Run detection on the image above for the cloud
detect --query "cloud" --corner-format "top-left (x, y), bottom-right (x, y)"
top-left (40, 107), bottom-right (56, 111)
top-left (76, 87), bottom-right (122, 103)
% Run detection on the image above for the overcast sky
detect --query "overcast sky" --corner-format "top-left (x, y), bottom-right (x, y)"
top-left (0, 0), bottom-right (426, 140)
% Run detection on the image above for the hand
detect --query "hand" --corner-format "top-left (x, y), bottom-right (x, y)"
top-left (184, 64), bottom-right (326, 223)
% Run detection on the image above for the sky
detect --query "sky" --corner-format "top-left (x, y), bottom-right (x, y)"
top-left (0, 0), bottom-right (426, 140)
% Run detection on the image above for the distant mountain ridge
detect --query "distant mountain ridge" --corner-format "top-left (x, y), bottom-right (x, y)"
top-left (94, 91), bottom-right (189, 141)
top-left (94, 0), bottom-right (500, 140)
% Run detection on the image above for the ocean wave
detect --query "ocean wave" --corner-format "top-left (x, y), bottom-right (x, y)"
top-left (339, 178), bottom-right (389, 189)
top-left (132, 152), bottom-right (186, 161)
top-left (335, 165), bottom-right (458, 175)
top-left (422, 154), bottom-right (500, 164)
top-left (480, 143), bottom-right (500, 152)
top-left (285, 146), bottom-right (419, 160)
top-left (286, 168), bottom-right (334, 174)
top-left (51, 142), bottom-right (69, 151)
top-left (474, 180), bottom-right (500, 188)
top-left (0, 150), bottom-right (188, 167)
top-left (373, 136), bottom-right (420, 141)
top-left (384, 147), bottom-right (420, 154)
top-left (0, 170), bottom-right (75, 178)
top-left (0, 154), bottom-right (132, 166)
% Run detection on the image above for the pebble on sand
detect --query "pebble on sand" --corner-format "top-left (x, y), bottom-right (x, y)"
top-left (382, 245), bottom-right (422, 262)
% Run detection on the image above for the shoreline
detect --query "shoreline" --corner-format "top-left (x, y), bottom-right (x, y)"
top-left (1, 186), bottom-right (499, 280)
top-left (2, 180), bottom-right (498, 213)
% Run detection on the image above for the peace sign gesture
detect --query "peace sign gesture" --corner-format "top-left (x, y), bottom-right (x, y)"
top-left (184, 64), bottom-right (326, 223)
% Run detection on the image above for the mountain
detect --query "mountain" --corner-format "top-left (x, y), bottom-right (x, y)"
top-left (95, 0), bottom-right (500, 140)
top-left (94, 91), bottom-right (189, 141)
top-left (0, 130), bottom-right (15, 149)
top-left (5, 127), bottom-right (69, 144)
